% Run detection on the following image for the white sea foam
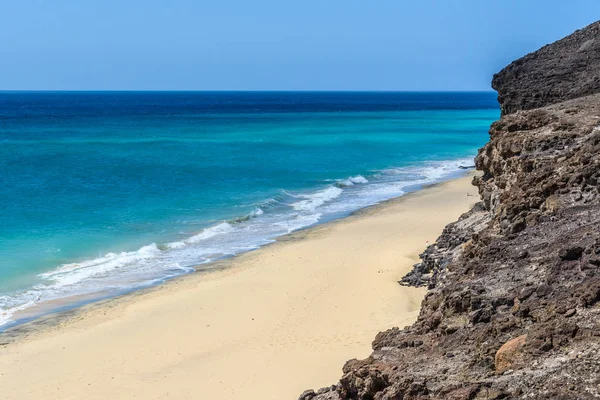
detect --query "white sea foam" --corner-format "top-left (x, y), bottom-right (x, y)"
top-left (381, 157), bottom-right (474, 180)
top-left (337, 175), bottom-right (369, 187)
top-left (183, 222), bottom-right (234, 244)
top-left (39, 243), bottom-right (162, 286)
top-left (166, 241), bottom-right (186, 249)
top-left (272, 212), bottom-right (322, 233)
top-left (166, 222), bottom-right (235, 249)
top-left (0, 156), bottom-right (475, 328)
top-left (0, 298), bottom-right (38, 328)
top-left (290, 186), bottom-right (343, 212)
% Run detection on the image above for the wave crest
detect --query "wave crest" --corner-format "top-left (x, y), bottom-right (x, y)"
top-left (0, 156), bottom-right (475, 328)
top-left (290, 186), bottom-right (343, 212)
top-left (167, 222), bottom-right (234, 249)
top-left (336, 175), bottom-right (369, 187)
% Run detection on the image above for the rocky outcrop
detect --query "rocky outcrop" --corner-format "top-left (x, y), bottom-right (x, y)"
top-left (303, 21), bottom-right (600, 400)
top-left (493, 21), bottom-right (600, 115)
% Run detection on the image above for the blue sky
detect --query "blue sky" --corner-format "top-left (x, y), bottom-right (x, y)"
top-left (1, 0), bottom-right (599, 90)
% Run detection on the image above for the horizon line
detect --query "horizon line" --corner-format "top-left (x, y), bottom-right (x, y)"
top-left (0, 89), bottom-right (497, 93)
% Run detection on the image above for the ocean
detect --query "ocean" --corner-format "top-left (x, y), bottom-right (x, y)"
top-left (0, 91), bottom-right (499, 328)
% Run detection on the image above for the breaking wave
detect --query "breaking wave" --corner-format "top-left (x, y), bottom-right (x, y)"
top-left (0, 157), bottom-right (474, 328)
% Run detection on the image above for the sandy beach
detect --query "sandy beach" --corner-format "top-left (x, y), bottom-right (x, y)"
top-left (0, 174), bottom-right (479, 400)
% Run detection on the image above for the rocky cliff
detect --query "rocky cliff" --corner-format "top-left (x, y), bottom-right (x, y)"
top-left (493, 21), bottom-right (600, 115)
top-left (301, 21), bottom-right (600, 400)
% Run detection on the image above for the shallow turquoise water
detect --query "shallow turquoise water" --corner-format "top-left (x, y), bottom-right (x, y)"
top-left (0, 91), bottom-right (499, 326)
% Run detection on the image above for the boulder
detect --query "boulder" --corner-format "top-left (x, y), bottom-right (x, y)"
top-left (495, 334), bottom-right (527, 374)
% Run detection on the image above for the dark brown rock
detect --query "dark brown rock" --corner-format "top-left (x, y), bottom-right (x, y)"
top-left (304, 21), bottom-right (600, 400)
top-left (493, 21), bottom-right (600, 115)
top-left (298, 390), bottom-right (316, 400)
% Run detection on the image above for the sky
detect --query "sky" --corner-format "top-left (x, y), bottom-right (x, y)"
top-left (1, 0), bottom-right (599, 91)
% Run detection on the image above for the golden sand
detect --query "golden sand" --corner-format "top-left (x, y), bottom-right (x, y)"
top-left (0, 174), bottom-right (479, 400)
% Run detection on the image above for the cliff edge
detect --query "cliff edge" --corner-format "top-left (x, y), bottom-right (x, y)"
top-left (493, 21), bottom-right (600, 115)
top-left (301, 21), bottom-right (600, 400)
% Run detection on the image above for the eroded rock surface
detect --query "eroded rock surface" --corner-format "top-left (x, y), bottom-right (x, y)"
top-left (493, 21), bottom-right (600, 115)
top-left (303, 21), bottom-right (600, 400)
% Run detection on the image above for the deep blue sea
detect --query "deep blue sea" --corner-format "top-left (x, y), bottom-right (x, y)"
top-left (0, 91), bottom-right (499, 327)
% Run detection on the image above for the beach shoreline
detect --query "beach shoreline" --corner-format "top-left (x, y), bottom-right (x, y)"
top-left (2, 169), bottom-right (471, 334)
top-left (0, 172), bottom-right (479, 400)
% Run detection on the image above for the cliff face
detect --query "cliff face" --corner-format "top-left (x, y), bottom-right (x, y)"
top-left (302, 21), bottom-right (600, 400)
top-left (493, 21), bottom-right (600, 115)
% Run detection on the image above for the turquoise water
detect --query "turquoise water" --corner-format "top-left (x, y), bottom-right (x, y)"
top-left (0, 91), bottom-right (498, 327)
